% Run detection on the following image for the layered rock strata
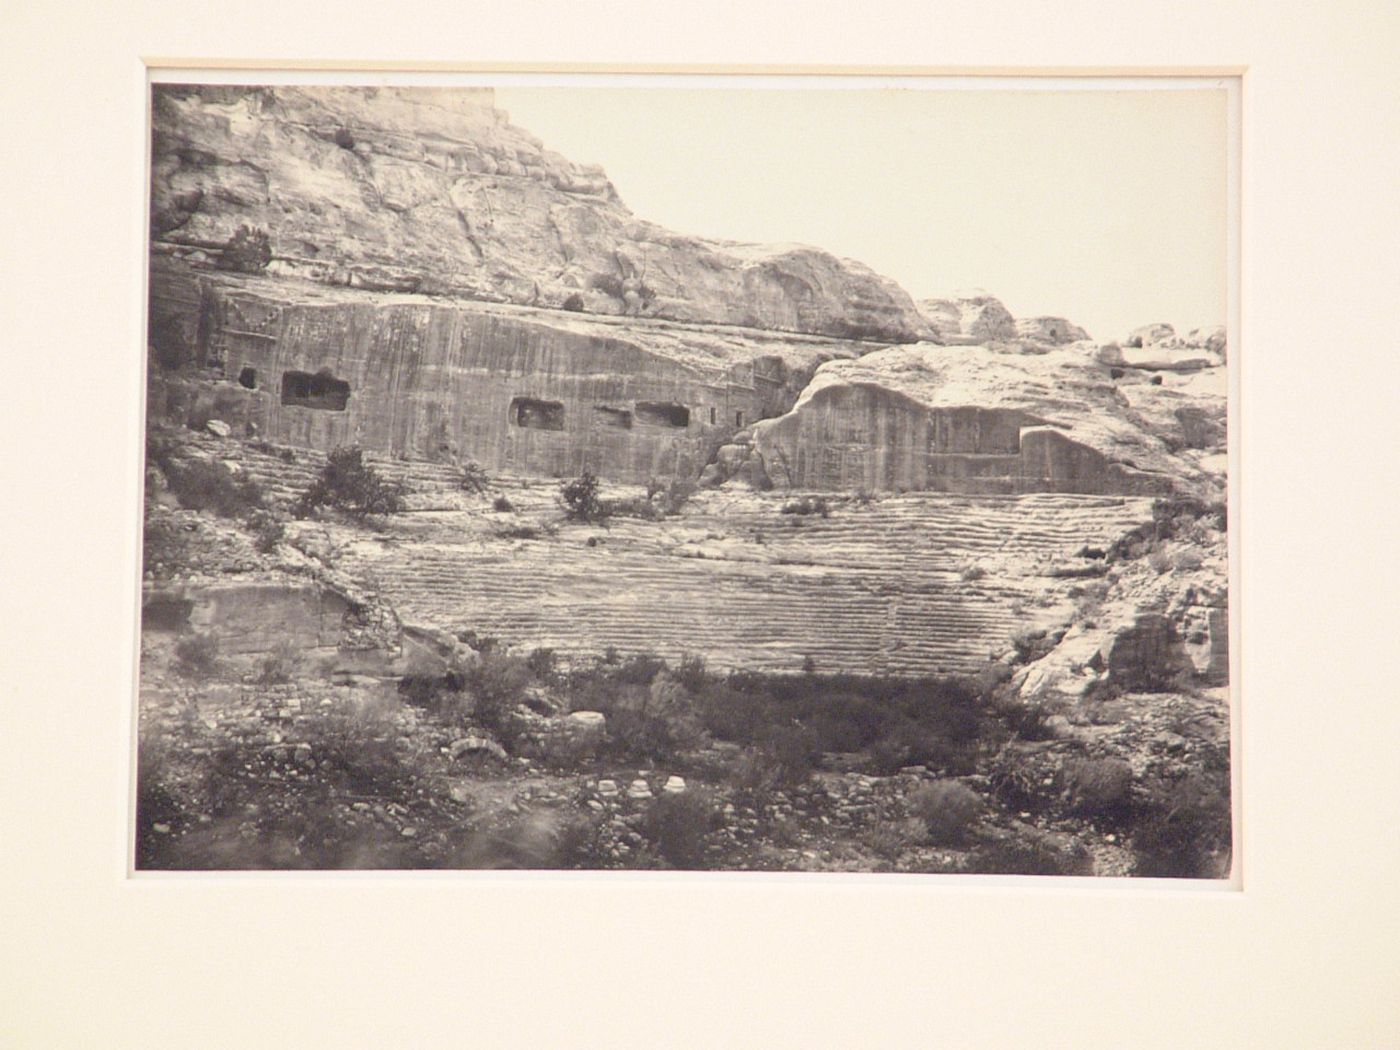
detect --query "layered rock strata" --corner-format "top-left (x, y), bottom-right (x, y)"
top-left (151, 84), bottom-right (930, 342)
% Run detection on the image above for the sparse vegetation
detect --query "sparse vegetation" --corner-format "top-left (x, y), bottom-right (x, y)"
top-left (781, 496), bottom-right (831, 518)
top-left (560, 470), bottom-right (608, 524)
top-left (459, 461), bottom-right (490, 494)
top-left (295, 446), bottom-right (404, 521)
top-left (174, 632), bottom-right (220, 677)
top-left (908, 780), bottom-right (983, 844)
top-left (215, 224), bottom-right (272, 274)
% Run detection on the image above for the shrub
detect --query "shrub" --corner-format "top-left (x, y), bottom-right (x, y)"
top-left (459, 461), bottom-right (490, 494)
top-left (333, 126), bottom-right (355, 150)
top-left (642, 791), bottom-right (718, 869)
top-left (247, 509), bottom-right (285, 554)
top-left (492, 495), bottom-right (514, 513)
top-left (142, 516), bottom-right (190, 576)
top-left (174, 632), bottom-right (220, 677)
top-left (561, 293), bottom-right (585, 312)
top-left (525, 647), bottom-right (557, 681)
top-left (300, 694), bottom-right (415, 798)
top-left (560, 470), bottom-right (608, 524)
top-left (215, 224), bottom-right (272, 274)
top-left (156, 450), bottom-right (264, 519)
top-left (960, 562), bottom-right (987, 582)
top-left (674, 653), bottom-right (710, 694)
top-left (908, 780), bottom-right (984, 845)
top-left (462, 651), bottom-right (531, 747)
top-left (1132, 773), bottom-right (1231, 878)
top-left (256, 640), bottom-right (301, 684)
top-left (781, 496), bottom-right (831, 518)
top-left (295, 446), bottom-right (404, 521)
top-left (1062, 757), bottom-right (1134, 819)
top-left (968, 837), bottom-right (1089, 876)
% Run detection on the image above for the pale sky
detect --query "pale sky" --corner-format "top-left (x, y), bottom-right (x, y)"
top-left (496, 85), bottom-right (1229, 341)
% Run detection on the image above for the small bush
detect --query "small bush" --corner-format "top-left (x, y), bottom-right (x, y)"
top-left (459, 461), bottom-right (490, 494)
top-left (256, 640), bottom-right (301, 685)
top-left (960, 563), bottom-right (987, 582)
top-left (333, 126), bottom-right (355, 150)
top-left (157, 452), bottom-right (264, 519)
top-left (462, 651), bottom-right (531, 747)
top-left (295, 446), bottom-right (404, 521)
top-left (781, 496), bottom-right (831, 518)
top-left (1062, 757), bottom-right (1134, 819)
top-left (561, 293), bottom-right (585, 312)
top-left (492, 495), bottom-right (514, 513)
top-left (247, 509), bottom-right (285, 554)
top-left (215, 224), bottom-right (272, 274)
top-left (560, 470), bottom-right (608, 524)
top-left (968, 837), bottom-right (1089, 876)
top-left (525, 647), bottom-right (557, 681)
top-left (174, 632), bottom-right (220, 677)
top-left (908, 780), bottom-right (983, 845)
top-left (1132, 774), bottom-right (1231, 878)
top-left (642, 791), bottom-right (718, 869)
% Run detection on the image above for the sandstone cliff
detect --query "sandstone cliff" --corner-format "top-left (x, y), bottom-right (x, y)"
top-left (724, 340), bottom-right (1226, 496)
top-left (151, 85), bottom-right (930, 343)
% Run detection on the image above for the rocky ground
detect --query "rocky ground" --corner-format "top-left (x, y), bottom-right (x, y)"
top-left (137, 425), bottom-right (1231, 877)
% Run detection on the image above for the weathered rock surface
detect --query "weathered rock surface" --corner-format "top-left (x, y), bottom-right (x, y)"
top-left (918, 292), bottom-right (1016, 344)
top-left (1014, 316), bottom-right (1091, 345)
top-left (148, 261), bottom-right (865, 486)
top-left (151, 85), bottom-right (930, 342)
top-left (744, 343), bottom-right (1218, 495)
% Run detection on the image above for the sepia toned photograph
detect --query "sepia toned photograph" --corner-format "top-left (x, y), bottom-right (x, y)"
top-left (136, 76), bottom-right (1233, 876)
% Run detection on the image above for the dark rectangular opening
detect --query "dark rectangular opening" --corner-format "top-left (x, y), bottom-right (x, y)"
top-left (594, 405), bottom-right (633, 429)
top-left (709, 407), bottom-right (717, 425)
top-left (281, 369), bottom-right (350, 411)
top-left (510, 396), bottom-right (566, 431)
top-left (635, 401), bottom-right (690, 428)
top-left (735, 410), bottom-right (745, 428)
top-left (238, 367), bottom-right (258, 390)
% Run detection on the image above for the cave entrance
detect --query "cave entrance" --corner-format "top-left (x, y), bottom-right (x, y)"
top-left (281, 369), bottom-right (350, 411)
top-left (635, 401), bottom-right (690, 428)
top-left (510, 397), bottom-right (566, 431)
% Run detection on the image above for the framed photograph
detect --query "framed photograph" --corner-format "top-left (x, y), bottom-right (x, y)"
top-left (3, 1), bottom-right (1397, 1046)
top-left (135, 71), bottom-right (1235, 882)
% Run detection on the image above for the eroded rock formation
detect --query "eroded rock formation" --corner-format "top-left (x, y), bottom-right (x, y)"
top-left (151, 84), bottom-right (930, 342)
top-left (731, 343), bottom-right (1222, 496)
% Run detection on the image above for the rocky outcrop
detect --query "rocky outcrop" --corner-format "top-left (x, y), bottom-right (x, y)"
top-left (151, 85), bottom-right (930, 342)
top-left (740, 343), bottom-right (1210, 496)
top-left (1014, 316), bottom-right (1091, 345)
top-left (917, 292), bottom-right (1016, 344)
top-left (148, 261), bottom-right (861, 485)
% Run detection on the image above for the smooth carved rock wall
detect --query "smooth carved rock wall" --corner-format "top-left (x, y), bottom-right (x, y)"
top-left (174, 280), bottom-right (803, 485)
top-left (750, 382), bottom-right (1176, 495)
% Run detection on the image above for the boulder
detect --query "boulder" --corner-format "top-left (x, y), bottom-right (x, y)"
top-left (1125, 323), bottom-right (1176, 348)
top-left (1014, 316), bottom-right (1090, 345)
top-left (626, 779), bottom-right (653, 800)
top-left (662, 775), bottom-right (687, 795)
top-left (204, 419), bottom-right (232, 438)
top-left (918, 292), bottom-right (1016, 343)
top-left (566, 710), bottom-right (607, 732)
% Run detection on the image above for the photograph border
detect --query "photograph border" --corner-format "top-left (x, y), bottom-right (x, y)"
top-left (4, 1), bottom-right (1397, 1045)
top-left (130, 64), bottom-right (1243, 891)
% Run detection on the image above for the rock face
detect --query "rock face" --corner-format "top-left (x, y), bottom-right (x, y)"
top-left (917, 293), bottom-right (1016, 344)
top-left (742, 343), bottom-right (1210, 495)
top-left (149, 261), bottom-right (863, 485)
top-left (1014, 316), bottom-right (1091, 345)
top-left (151, 84), bottom-right (930, 343)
